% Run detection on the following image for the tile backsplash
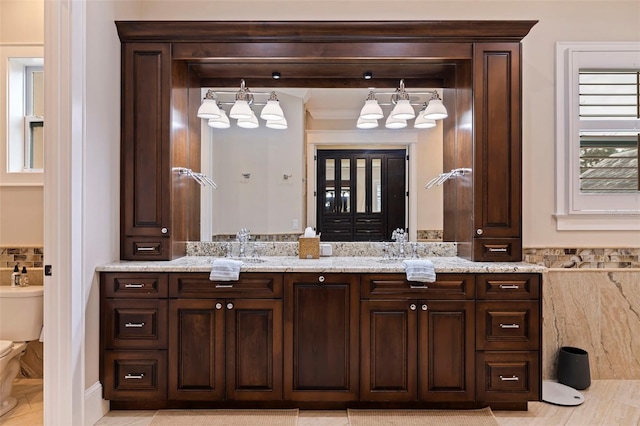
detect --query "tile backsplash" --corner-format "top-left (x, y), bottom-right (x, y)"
top-left (0, 246), bottom-right (44, 268)
top-left (523, 247), bottom-right (640, 269)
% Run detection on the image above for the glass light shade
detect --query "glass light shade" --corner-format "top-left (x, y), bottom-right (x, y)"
top-left (197, 99), bottom-right (221, 119)
top-left (356, 116), bottom-right (378, 129)
top-left (229, 100), bottom-right (253, 119)
top-left (385, 115), bottom-right (407, 129)
top-left (266, 117), bottom-right (288, 129)
top-left (390, 99), bottom-right (415, 120)
top-left (207, 110), bottom-right (230, 129)
top-left (413, 114), bottom-right (436, 129)
top-left (237, 112), bottom-right (260, 129)
top-left (260, 100), bottom-right (285, 121)
top-left (424, 99), bottom-right (448, 120)
top-left (359, 99), bottom-right (384, 120)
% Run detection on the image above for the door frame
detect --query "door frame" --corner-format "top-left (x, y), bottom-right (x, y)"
top-left (306, 130), bottom-right (419, 241)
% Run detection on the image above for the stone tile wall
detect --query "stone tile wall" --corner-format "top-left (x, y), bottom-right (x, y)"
top-left (524, 247), bottom-right (639, 269)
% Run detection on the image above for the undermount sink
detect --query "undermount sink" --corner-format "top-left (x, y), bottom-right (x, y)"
top-left (238, 257), bottom-right (266, 263)
top-left (377, 258), bottom-right (403, 264)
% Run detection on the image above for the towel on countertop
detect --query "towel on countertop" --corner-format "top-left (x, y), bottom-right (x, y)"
top-left (402, 259), bottom-right (436, 283)
top-left (209, 258), bottom-right (243, 281)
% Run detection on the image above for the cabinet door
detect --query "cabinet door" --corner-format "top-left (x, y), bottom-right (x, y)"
top-left (121, 43), bottom-right (172, 260)
top-left (418, 300), bottom-right (475, 402)
top-left (284, 273), bottom-right (360, 401)
top-left (472, 43), bottom-right (522, 261)
top-left (168, 299), bottom-right (225, 400)
top-left (226, 299), bottom-right (283, 401)
top-left (360, 300), bottom-right (417, 401)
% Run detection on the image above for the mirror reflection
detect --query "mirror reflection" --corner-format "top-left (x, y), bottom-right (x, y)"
top-left (200, 87), bottom-right (445, 242)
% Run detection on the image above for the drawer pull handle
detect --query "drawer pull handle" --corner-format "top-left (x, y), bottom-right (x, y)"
top-left (488, 247), bottom-right (508, 253)
top-left (499, 284), bottom-right (520, 289)
top-left (215, 284), bottom-right (234, 288)
top-left (124, 373), bottom-right (145, 380)
top-left (136, 247), bottom-right (156, 252)
top-left (500, 323), bottom-right (520, 329)
top-left (124, 283), bottom-right (145, 288)
top-left (499, 375), bottom-right (519, 381)
top-left (409, 284), bottom-right (429, 289)
top-left (125, 322), bottom-right (145, 328)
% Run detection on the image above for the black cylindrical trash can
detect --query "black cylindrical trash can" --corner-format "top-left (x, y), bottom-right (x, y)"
top-left (557, 346), bottom-right (591, 390)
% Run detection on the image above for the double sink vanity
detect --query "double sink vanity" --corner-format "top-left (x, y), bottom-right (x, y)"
top-left (101, 19), bottom-right (543, 412)
top-left (98, 248), bottom-right (544, 410)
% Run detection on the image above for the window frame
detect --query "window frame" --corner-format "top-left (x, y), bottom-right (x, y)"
top-left (0, 44), bottom-right (44, 186)
top-left (555, 42), bottom-right (640, 230)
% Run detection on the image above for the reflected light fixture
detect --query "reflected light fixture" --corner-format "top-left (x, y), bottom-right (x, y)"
top-left (237, 110), bottom-right (260, 129)
top-left (266, 116), bottom-right (288, 129)
top-left (207, 105), bottom-right (230, 129)
top-left (357, 79), bottom-right (448, 130)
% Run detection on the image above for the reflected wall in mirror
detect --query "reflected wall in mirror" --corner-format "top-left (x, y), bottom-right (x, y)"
top-left (201, 87), bottom-right (444, 242)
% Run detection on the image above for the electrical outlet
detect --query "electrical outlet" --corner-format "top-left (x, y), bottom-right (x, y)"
top-left (293, 219), bottom-right (299, 230)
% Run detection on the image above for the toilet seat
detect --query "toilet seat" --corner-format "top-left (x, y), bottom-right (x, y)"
top-left (0, 340), bottom-right (13, 358)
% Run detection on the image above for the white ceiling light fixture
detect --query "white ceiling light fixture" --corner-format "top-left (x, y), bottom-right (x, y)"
top-left (197, 89), bottom-right (221, 119)
top-left (423, 90), bottom-right (448, 120)
top-left (197, 80), bottom-right (288, 129)
top-left (389, 80), bottom-right (416, 120)
top-left (414, 103), bottom-right (437, 129)
top-left (356, 79), bottom-right (447, 130)
top-left (207, 106), bottom-right (231, 129)
top-left (357, 116), bottom-right (379, 129)
top-left (229, 79), bottom-right (255, 120)
top-left (260, 91), bottom-right (285, 121)
top-left (359, 91), bottom-right (384, 120)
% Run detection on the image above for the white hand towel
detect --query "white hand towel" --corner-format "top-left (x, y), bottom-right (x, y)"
top-left (210, 258), bottom-right (243, 281)
top-left (402, 259), bottom-right (436, 283)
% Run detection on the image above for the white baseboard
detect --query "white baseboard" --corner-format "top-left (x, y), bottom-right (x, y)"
top-left (85, 381), bottom-right (109, 426)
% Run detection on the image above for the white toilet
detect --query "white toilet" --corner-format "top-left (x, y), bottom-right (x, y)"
top-left (0, 286), bottom-right (43, 417)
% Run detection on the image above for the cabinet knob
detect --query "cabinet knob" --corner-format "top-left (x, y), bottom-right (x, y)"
top-left (215, 303), bottom-right (222, 310)
top-left (227, 302), bottom-right (234, 310)
top-left (318, 275), bottom-right (325, 283)
top-left (476, 228), bottom-right (483, 235)
top-left (410, 304), bottom-right (416, 311)
top-left (161, 227), bottom-right (168, 234)
top-left (421, 304), bottom-right (428, 311)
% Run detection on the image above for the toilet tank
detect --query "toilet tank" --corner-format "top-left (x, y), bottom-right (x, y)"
top-left (0, 286), bottom-right (44, 342)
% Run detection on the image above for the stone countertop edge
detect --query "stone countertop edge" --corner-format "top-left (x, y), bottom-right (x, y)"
top-left (95, 256), bottom-right (546, 274)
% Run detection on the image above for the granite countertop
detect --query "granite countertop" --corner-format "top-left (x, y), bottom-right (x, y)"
top-left (96, 256), bottom-right (545, 274)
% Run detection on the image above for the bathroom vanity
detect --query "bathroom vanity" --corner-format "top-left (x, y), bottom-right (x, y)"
top-left (98, 257), bottom-right (543, 410)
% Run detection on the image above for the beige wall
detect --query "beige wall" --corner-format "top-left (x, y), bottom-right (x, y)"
top-left (0, 0), bottom-right (44, 246)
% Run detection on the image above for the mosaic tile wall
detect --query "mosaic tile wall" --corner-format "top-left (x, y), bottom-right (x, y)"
top-left (523, 247), bottom-right (640, 269)
top-left (0, 246), bottom-right (44, 268)
top-left (211, 230), bottom-right (444, 243)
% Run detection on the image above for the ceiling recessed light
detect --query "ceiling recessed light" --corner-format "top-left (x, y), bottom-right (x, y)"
top-left (272, 71), bottom-right (281, 80)
top-left (363, 71), bottom-right (373, 80)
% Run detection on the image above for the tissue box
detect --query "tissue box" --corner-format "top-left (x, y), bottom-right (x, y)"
top-left (299, 237), bottom-right (320, 259)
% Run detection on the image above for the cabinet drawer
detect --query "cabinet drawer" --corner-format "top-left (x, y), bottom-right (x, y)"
top-left (122, 237), bottom-right (170, 260)
top-left (476, 351), bottom-right (540, 402)
top-left (102, 273), bottom-right (168, 298)
top-left (472, 238), bottom-right (522, 262)
top-left (361, 274), bottom-right (474, 299)
top-left (476, 274), bottom-right (540, 300)
top-left (170, 272), bottom-right (283, 298)
top-left (476, 301), bottom-right (539, 350)
top-left (103, 299), bottom-right (168, 350)
top-left (103, 350), bottom-right (167, 400)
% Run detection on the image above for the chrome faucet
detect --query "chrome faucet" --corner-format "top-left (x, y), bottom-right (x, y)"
top-left (391, 228), bottom-right (407, 259)
top-left (236, 228), bottom-right (251, 257)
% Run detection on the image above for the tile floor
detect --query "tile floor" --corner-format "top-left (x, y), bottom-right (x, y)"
top-left (1, 379), bottom-right (639, 425)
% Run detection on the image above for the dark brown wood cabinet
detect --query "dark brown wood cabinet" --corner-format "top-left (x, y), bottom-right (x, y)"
top-left (283, 273), bottom-right (360, 402)
top-left (168, 273), bottom-right (283, 401)
top-left (101, 270), bottom-right (542, 409)
top-left (360, 274), bottom-right (475, 403)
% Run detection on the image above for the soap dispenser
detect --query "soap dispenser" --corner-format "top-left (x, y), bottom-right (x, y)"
top-left (11, 264), bottom-right (20, 287)
top-left (20, 266), bottom-right (29, 287)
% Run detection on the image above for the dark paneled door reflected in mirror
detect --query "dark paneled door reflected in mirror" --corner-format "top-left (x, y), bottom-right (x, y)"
top-left (317, 149), bottom-right (406, 241)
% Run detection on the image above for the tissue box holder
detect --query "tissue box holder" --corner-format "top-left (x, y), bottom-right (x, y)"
top-left (299, 237), bottom-right (320, 259)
